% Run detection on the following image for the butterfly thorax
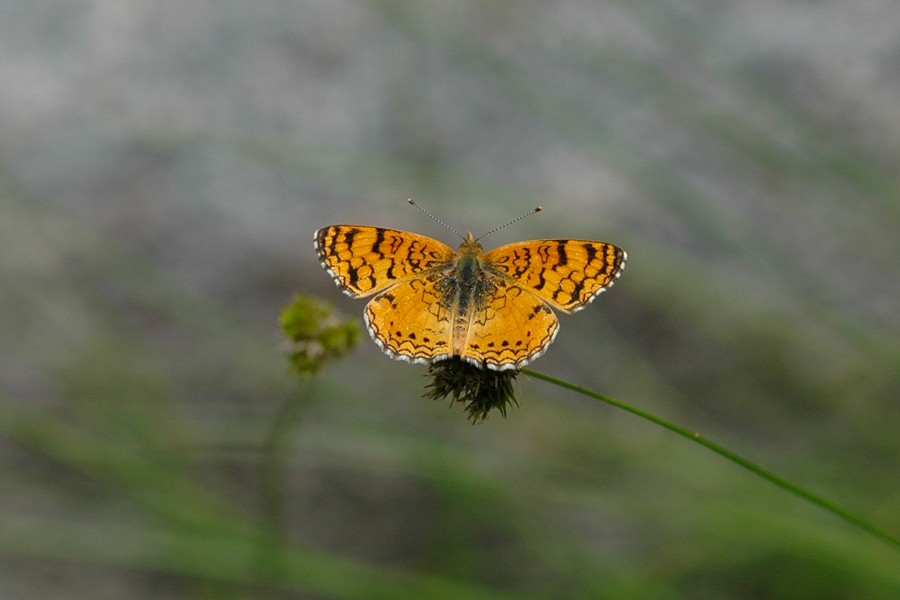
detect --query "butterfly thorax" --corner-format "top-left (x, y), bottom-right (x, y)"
top-left (455, 232), bottom-right (486, 287)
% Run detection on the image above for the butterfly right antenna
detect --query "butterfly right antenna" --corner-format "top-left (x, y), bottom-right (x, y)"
top-left (476, 206), bottom-right (543, 241)
top-left (408, 199), bottom-right (465, 240)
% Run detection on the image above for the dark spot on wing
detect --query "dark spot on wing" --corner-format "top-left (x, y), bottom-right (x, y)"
top-left (556, 240), bottom-right (568, 266)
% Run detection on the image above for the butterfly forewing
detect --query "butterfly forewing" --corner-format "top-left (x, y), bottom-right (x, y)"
top-left (315, 225), bottom-right (456, 298)
top-left (484, 240), bottom-right (626, 313)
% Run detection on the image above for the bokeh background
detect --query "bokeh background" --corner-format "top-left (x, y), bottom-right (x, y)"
top-left (2, 0), bottom-right (900, 598)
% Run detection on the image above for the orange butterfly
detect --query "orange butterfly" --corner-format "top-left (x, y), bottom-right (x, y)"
top-left (315, 215), bottom-right (625, 370)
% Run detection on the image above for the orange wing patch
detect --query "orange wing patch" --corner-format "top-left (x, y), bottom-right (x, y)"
top-left (363, 273), bottom-right (453, 364)
top-left (484, 240), bottom-right (625, 312)
top-left (462, 280), bottom-right (559, 369)
top-left (315, 225), bottom-right (455, 298)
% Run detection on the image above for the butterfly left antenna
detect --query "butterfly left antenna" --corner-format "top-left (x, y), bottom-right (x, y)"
top-left (408, 199), bottom-right (464, 240)
top-left (476, 206), bottom-right (543, 241)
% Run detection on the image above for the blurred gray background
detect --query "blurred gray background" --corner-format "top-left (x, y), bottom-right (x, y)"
top-left (1, 0), bottom-right (900, 598)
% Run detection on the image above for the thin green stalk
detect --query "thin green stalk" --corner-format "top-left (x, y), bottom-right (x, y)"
top-left (256, 383), bottom-right (314, 595)
top-left (522, 368), bottom-right (900, 552)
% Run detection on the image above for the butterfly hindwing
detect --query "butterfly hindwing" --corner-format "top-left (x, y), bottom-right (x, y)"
top-left (363, 273), bottom-right (453, 363)
top-left (462, 278), bottom-right (559, 370)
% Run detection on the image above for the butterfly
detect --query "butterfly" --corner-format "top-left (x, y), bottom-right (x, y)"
top-left (314, 218), bottom-right (625, 371)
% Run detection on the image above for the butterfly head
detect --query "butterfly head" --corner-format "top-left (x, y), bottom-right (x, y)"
top-left (459, 231), bottom-right (484, 256)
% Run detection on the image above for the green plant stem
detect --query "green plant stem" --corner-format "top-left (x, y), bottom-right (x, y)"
top-left (257, 384), bottom-right (314, 593)
top-left (522, 368), bottom-right (900, 552)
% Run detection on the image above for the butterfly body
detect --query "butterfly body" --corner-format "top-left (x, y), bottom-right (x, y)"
top-left (315, 225), bottom-right (625, 370)
top-left (455, 233), bottom-right (483, 285)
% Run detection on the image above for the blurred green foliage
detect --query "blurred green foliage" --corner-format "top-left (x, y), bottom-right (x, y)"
top-left (281, 293), bottom-right (361, 378)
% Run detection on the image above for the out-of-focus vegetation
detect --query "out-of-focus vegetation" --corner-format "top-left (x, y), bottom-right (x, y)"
top-left (1, 1), bottom-right (899, 598)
